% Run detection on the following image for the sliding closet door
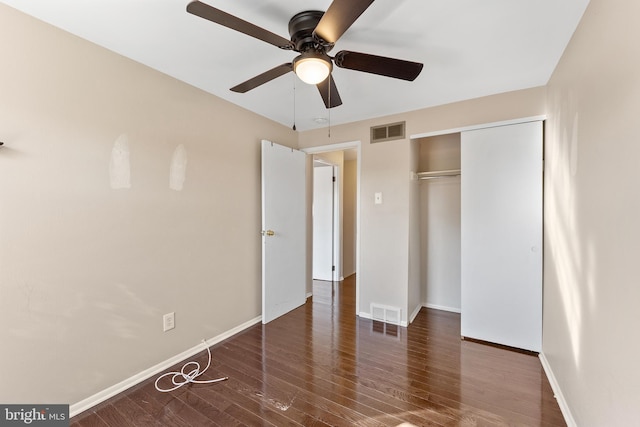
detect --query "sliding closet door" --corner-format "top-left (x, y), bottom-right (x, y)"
top-left (461, 121), bottom-right (542, 352)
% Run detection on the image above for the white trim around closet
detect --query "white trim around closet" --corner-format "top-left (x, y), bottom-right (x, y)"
top-left (410, 115), bottom-right (547, 140)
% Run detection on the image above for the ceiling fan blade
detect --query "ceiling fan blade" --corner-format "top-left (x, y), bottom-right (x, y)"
top-left (313, 0), bottom-right (374, 44)
top-left (230, 63), bottom-right (293, 93)
top-left (187, 1), bottom-right (294, 50)
top-left (334, 50), bottom-right (423, 81)
top-left (316, 74), bottom-right (343, 109)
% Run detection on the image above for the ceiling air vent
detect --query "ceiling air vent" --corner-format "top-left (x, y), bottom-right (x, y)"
top-left (370, 121), bottom-right (406, 143)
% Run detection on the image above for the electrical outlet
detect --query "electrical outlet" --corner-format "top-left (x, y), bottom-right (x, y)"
top-left (163, 312), bottom-right (175, 332)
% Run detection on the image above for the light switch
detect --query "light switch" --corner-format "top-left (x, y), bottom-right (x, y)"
top-left (374, 192), bottom-right (383, 205)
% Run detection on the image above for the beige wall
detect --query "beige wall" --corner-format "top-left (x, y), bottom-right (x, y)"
top-left (408, 139), bottom-right (421, 320)
top-left (544, 0), bottom-right (640, 423)
top-left (0, 4), bottom-right (295, 405)
top-left (358, 138), bottom-right (411, 321)
top-left (342, 159), bottom-right (357, 277)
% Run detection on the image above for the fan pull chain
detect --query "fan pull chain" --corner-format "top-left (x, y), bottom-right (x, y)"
top-left (328, 78), bottom-right (331, 139)
top-left (292, 77), bottom-right (297, 131)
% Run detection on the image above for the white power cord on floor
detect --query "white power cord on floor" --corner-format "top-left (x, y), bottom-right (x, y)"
top-left (154, 340), bottom-right (228, 393)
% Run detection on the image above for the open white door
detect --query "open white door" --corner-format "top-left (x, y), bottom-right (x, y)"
top-left (312, 163), bottom-right (335, 281)
top-left (261, 140), bottom-right (307, 324)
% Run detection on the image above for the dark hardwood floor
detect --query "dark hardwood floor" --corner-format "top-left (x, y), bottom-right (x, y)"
top-left (71, 276), bottom-right (565, 426)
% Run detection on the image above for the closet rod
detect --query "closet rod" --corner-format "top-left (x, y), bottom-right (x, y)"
top-left (417, 169), bottom-right (461, 180)
top-left (419, 175), bottom-right (460, 180)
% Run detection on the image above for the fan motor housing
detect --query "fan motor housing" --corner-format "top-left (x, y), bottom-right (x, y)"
top-left (288, 10), bottom-right (325, 51)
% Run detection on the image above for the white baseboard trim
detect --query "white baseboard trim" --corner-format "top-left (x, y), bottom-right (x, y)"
top-left (409, 304), bottom-right (422, 324)
top-left (358, 311), bottom-right (408, 327)
top-left (306, 292), bottom-right (313, 299)
top-left (358, 311), bottom-right (371, 320)
top-left (424, 303), bottom-right (461, 314)
top-left (539, 352), bottom-right (576, 427)
top-left (70, 315), bottom-right (262, 418)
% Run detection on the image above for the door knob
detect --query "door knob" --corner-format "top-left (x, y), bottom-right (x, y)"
top-left (262, 230), bottom-right (275, 237)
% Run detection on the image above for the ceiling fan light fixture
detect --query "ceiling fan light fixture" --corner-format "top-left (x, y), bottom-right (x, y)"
top-left (293, 53), bottom-right (332, 85)
top-left (187, 1), bottom-right (423, 109)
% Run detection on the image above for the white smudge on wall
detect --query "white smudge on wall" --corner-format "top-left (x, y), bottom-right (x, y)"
top-left (570, 113), bottom-right (579, 176)
top-left (109, 134), bottom-right (131, 189)
top-left (170, 144), bottom-right (188, 191)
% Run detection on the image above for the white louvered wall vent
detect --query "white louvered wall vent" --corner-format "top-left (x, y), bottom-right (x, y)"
top-left (370, 121), bottom-right (406, 143)
top-left (370, 303), bottom-right (401, 325)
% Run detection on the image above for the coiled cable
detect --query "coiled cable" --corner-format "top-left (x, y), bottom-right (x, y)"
top-left (154, 340), bottom-right (228, 393)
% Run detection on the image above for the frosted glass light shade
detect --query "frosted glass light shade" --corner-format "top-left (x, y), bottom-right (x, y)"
top-left (294, 57), bottom-right (331, 85)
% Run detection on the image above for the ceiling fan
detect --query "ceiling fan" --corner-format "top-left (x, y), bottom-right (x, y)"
top-left (186, 0), bottom-right (424, 109)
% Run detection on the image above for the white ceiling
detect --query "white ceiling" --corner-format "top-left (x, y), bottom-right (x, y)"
top-left (2, 0), bottom-right (590, 131)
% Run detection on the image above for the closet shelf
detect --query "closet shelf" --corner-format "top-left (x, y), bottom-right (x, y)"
top-left (417, 169), bottom-right (461, 180)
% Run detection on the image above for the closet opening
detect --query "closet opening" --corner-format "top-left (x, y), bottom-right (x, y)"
top-left (416, 132), bottom-right (462, 315)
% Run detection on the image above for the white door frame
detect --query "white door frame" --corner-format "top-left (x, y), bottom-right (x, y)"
top-left (302, 141), bottom-right (361, 315)
top-left (410, 115), bottom-right (547, 139)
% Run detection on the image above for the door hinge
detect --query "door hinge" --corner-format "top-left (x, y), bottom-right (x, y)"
top-left (332, 265), bottom-right (335, 271)
top-left (332, 176), bottom-right (336, 182)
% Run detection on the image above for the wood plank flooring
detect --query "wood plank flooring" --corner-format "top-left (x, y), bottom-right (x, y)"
top-left (71, 276), bottom-right (565, 426)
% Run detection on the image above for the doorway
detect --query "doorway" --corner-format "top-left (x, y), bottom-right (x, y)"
top-left (304, 141), bottom-right (361, 315)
